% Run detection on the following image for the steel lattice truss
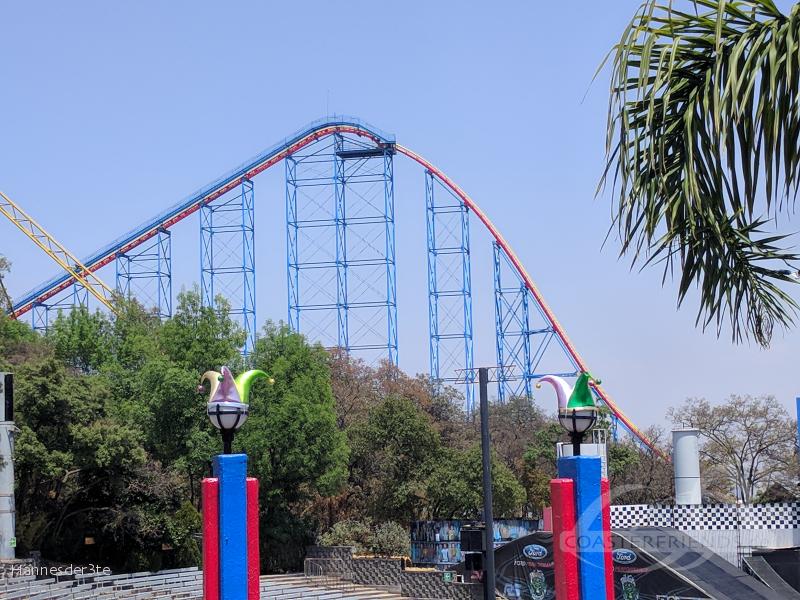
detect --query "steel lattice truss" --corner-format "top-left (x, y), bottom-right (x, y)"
top-left (31, 283), bottom-right (88, 332)
top-left (286, 133), bottom-right (398, 366)
top-left (494, 242), bottom-right (579, 401)
top-left (426, 171), bottom-right (474, 411)
top-left (5, 118), bottom-right (658, 455)
top-left (116, 228), bottom-right (172, 319)
top-left (200, 179), bottom-right (256, 354)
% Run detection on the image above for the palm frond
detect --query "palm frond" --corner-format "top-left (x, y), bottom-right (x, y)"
top-left (601, 0), bottom-right (800, 346)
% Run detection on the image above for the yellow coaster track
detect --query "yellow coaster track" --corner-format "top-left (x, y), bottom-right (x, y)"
top-left (0, 191), bottom-right (118, 316)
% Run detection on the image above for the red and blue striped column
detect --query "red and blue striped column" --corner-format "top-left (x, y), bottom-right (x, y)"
top-left (202, 454), bottom-right (260, 600)
top-left (550, 478), bottom-right (579, 600)
top-left (551, 455), bottom-right (613, 600)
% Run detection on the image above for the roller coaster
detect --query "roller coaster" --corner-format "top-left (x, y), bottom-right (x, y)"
top-left (2, 116), bottom-right (662, 458)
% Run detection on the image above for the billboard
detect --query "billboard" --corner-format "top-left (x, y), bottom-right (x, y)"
top-left (491, 532), bottom-right (710, 600)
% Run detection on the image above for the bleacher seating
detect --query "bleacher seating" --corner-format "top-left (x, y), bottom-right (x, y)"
top-left (0, 567), bottom-right (405, 599)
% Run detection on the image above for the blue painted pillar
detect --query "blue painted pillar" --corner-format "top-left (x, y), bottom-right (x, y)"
top-left (213, 454), bottom-right (248, 600)
top-left (558, 455), bottom-right (606, 600)
top-left (796, 398), bottom-right (800, 454)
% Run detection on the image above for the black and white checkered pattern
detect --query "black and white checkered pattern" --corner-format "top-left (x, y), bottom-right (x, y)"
top-left (673, 504), bottom-right (738, 530)
top-left (652, 506), bottom-right (674, 528)
top-left (610, 504), bottom-right (651, 527)
top-left (739, 503), bottom-right (800, 529)
top-left (611, 502), bottom-right (800, 530)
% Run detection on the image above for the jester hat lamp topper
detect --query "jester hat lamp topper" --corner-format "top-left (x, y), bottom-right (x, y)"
top-left (200, 366), bottom-right (274, 454)
top-left (537, 371), bottom-right (600, 456)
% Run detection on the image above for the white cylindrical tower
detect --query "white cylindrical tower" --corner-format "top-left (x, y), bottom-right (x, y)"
top-left (0, 372), bottom-right (15, 560)
top-left (672, 428), bottom-right (702, 505)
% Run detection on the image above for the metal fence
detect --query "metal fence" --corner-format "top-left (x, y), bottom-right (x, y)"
top-left (303, 557), bottom-right (355, 592)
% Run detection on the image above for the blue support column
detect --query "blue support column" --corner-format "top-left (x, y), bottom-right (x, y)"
top-left (493, 242), bottom-right (532, 401)
top-left (383, 148), bottom-right (398, 367)
top-left (213, 454), bottom-right (248, 600)
top-left (333, 134), bottom-right (350, 351)
top-left (31, 302), bottom-right (48, 332)
top-left (558, 455), bottom-right (606, 599)
top-left (200, 179), bottom-right (257, 355)
top-left (115, 228), bottom-right (172, 319)
top-left (426, 171), bottom-right (474, 411)
top-left (796, 397), bottom-right (800, 454)
top-left (492, 244), bottom-right (623, 439)
top-left (493, 242), bottom-right (579, 401)
top-left (30, 282), bottom-right (89, 333)
top-left (285, 134), bottom-right (397, 366)
top-left (286, 157), bottom-right (301, 333)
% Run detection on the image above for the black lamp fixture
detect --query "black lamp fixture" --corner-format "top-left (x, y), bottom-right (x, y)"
top-left (207, 400), bottom-right (249, 454)
top-left (558, 406), bottom-right (598, 457)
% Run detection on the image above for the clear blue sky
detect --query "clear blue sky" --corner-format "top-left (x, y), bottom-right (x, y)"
top-left (2, 1), bottom-right (798, 430)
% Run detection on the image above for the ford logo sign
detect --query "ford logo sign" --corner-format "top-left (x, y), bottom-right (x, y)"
top-left (523, 544), bottom-right (548, 559)
top-left (612, 549), bottom-right (637, 564)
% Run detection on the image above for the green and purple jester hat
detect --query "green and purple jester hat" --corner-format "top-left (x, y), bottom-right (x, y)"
top-left (199, 366), bottom-right (273, 404)
top-left (199, 366), bottom-right (273, 431)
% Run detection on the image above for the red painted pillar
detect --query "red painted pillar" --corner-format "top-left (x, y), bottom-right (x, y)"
top-left (550, 478), bottom-right (579, 600)
top-left (542, 506), bottom-right (553, 532)
top-left (246, 478), bottom-right (260, 600)
top-left (202, 478), bottom-right (220, 600)
top-left (601, 478), bottom-right (614, 600)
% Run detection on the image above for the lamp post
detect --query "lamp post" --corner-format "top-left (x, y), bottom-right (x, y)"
top-left (538, 371), bottom-right (612, 600)
top-left (199, 365), bottom-right (271, 600)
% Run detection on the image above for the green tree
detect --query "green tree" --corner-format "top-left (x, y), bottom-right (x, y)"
top-left (486, 397), bottom-right (549, 477)
top-left (106, 293), bottom-right (239, 503)
top-left (603, 0), bottom-right (800, 346)
top-left (521, 423), bottom-right (564, 513)
top-left (237, 322), bottom-right (349, 571)
top-left (48, 306), bottom-right (112, 373)
top-left (10, 289), bottom-right (248, 570)
top-left (0, 312), bottom-right (38, 370)
top-left (12, 356), bottom-right (148, 562)
top-left (106, 297), bottom-right (163, 370)
top-left (318, 519), bottom-right (374, 554)
top-left (348, 395), bottom-right (441, 523)
top-left (370, 521), bottom-right (411, 557)
top-left (328, 351), bottom-right (469, 437)
top-left (317, 519), bottom-right (410, 557)
top-left (0, 255), bottom-right (12, 312)
top-left (606, 427), bottom-right (674, 505)
top-left (0, 257), bottom-right (43, 370)
top-left (159, 290), bottom-right (245, 372)
top-left (424, 446), bottom-right (526, 519)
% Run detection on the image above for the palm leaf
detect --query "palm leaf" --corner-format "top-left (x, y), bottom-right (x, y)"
top-left (601, 0), bottom-right (800, 347)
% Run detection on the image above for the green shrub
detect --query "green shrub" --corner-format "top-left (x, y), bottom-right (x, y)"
top-left (319, 519), bottom-right (410, 558)
top-left (166, 501), bottom-right (202, 568)
top-left (318, 519), bottom-right (373, 554)
top-left (369, 522), bottom-right (410, 557)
